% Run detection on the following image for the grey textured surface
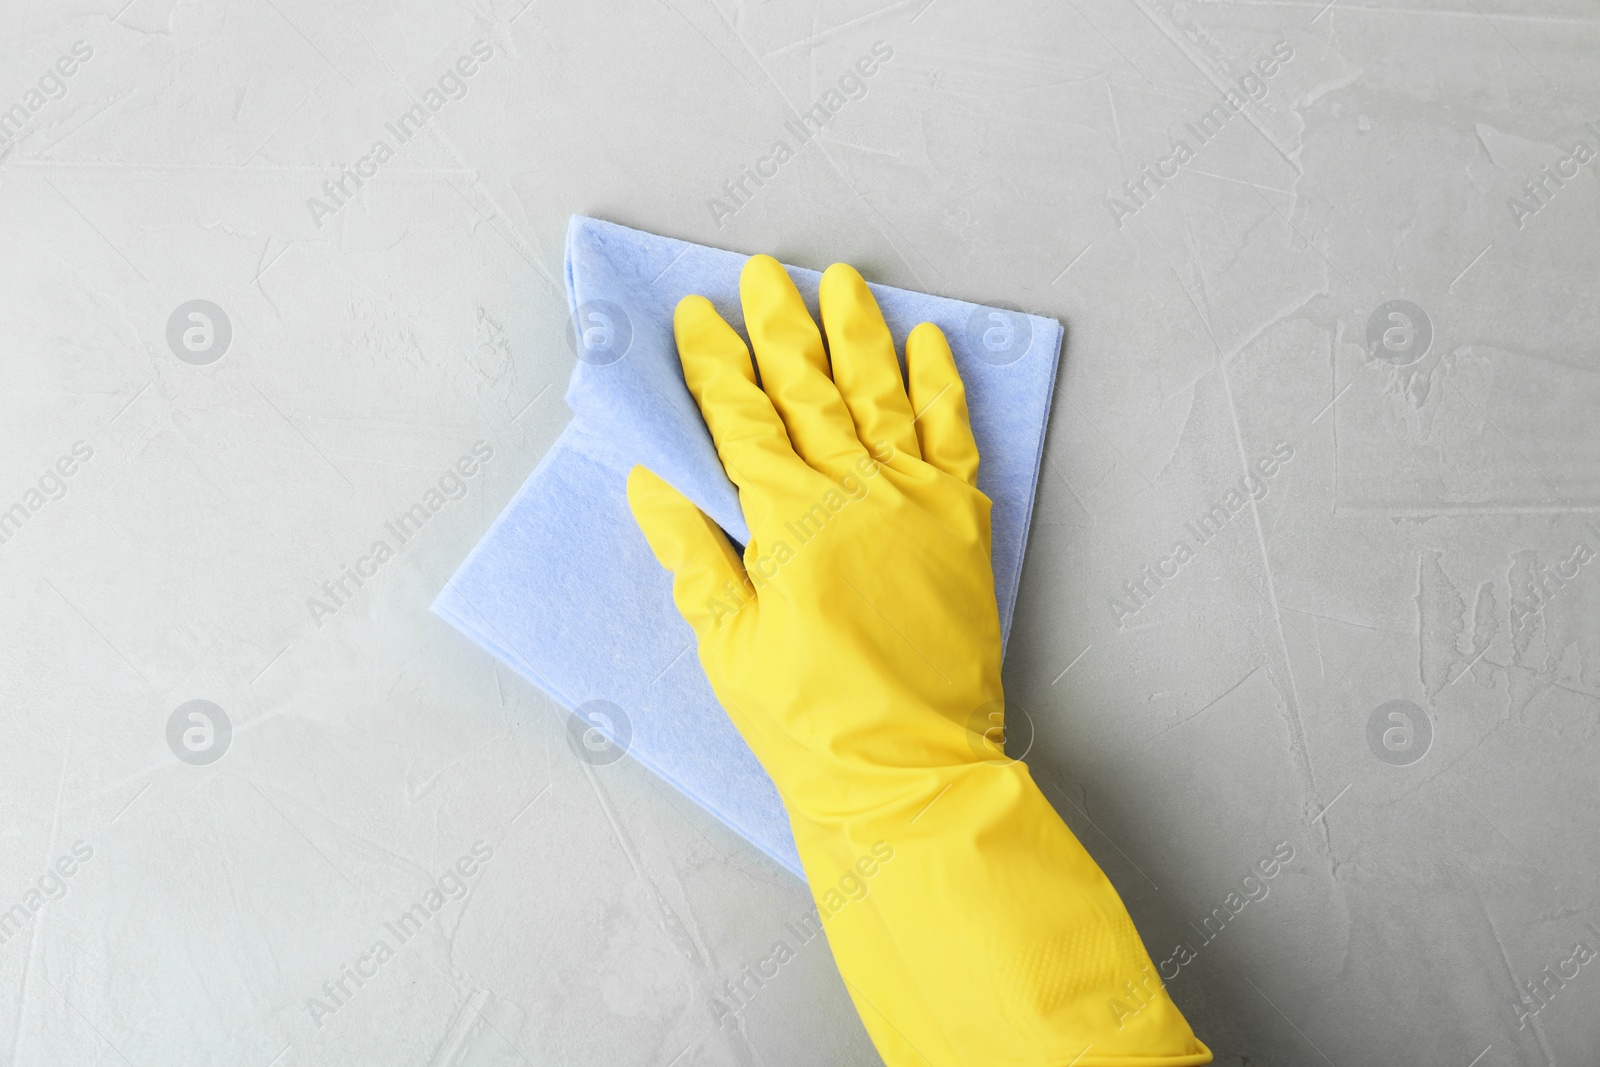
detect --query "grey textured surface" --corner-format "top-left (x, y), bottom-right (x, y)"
top-left (3, 1), bottom-right (1598, 1064)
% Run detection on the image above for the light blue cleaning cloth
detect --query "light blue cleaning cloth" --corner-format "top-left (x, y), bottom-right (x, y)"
top-left (434, 217), bottom-right (1062, 877)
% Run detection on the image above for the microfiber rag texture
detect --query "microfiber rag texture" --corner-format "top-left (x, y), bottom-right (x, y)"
top-left (433, 216), bottom-right (1062, 877)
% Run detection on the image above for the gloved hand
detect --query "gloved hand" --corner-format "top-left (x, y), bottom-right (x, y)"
top-left (627, 254), bottom-right (1211, 1067)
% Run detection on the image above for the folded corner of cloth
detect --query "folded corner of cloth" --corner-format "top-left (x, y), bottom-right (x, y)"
top-left (433, 215), bottom-right (1064, 877)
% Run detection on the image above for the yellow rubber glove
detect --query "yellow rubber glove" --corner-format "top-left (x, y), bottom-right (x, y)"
top-left (627, 255), bottom-right (1211, 1067)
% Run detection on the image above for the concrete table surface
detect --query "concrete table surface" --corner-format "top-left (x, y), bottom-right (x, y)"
top-left (2, 1), bottom-right (1597, 1064)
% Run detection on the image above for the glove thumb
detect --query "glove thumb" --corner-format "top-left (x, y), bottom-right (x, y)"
top-left (626, 466), bottom-right (752, 638)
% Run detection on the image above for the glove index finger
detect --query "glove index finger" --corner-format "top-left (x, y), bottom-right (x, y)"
top-left (675, 294), bottom-right (802, 496)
